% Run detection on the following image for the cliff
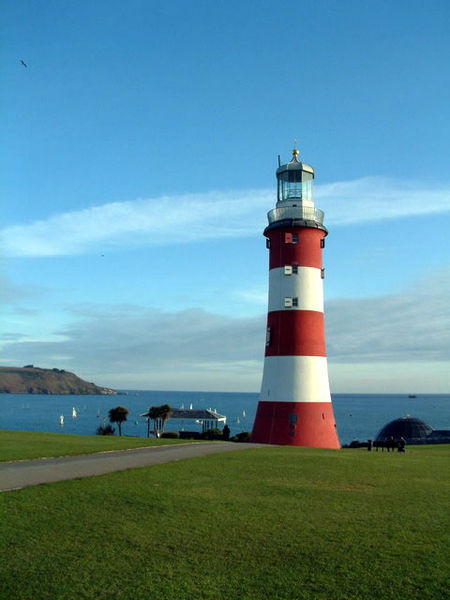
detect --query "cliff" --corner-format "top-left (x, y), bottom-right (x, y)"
top-left (0, 366), bottom-right (117, 395)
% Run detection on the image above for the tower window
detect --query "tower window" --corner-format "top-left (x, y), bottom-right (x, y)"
top-left (284, 233), bottom-right (298, 244)
top-left (285, 265), bottom-right (298, 275)
top-left (320, 238), bottom-right (325, 248)
top-left (321, 268), bottom-right (325, 279)
top-left (265, 327), bottom-right (271, 347)
top-left (266, 239), bottom-right (271, 249)
top-left (284, 297), bottom-right (298, 308)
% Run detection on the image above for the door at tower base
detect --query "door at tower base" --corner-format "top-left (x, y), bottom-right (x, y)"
top-left (252, 401), bottom-right (340, 448)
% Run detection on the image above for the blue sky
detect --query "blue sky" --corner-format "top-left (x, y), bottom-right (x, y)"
top-left (1, 0), bottom-right (449, 392)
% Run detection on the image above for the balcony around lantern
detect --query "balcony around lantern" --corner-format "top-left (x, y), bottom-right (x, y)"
top-left (267, 205), bottom-right (325, 226)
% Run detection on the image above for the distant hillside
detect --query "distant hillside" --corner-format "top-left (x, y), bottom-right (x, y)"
top-left (0, 366), bottom-right (117, 395)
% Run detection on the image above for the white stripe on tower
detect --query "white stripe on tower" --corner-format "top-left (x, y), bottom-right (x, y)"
top-left (259, 356), bottom-right (331, 403)
top-left (267, 266), bottom-right (324, 313)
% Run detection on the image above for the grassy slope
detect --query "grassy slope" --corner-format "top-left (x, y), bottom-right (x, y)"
top-left (1, 443), bottom-right (449, 600)
top-left (0, 430), bottom-right (189, 462)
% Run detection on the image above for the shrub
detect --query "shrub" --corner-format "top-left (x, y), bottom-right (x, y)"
top-left (349, 440), bottom-right (361, 448)
top-left (200, 428), bottom-right (222, 440)
top-left (96, 424), bottom-right (115, 436)
top-left (161, 431), bottom-right (179, 439)
top-left (231, 431), bottom-right (251, 443)
top-left (179, 431), bottom-right (201, 440)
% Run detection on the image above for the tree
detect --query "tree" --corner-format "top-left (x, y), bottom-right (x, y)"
top-left (147, 406), bottom-right (159, 438)
top-left (108, 406), bottom-right (129, 436)
top-left (158, 404), bottom-right (172, 437)
top-left (147, 404), bottom-right (172, 438)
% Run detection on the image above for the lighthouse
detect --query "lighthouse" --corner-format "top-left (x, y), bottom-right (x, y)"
top-left (252, 146), bottom-right (340, 449)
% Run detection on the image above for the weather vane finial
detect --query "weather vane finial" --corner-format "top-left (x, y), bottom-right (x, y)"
top-left (292, 138), bottom-right (300, 158)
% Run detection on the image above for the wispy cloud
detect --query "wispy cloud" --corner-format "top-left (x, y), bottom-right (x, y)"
top-left (1, 270), bottom-right (449, 391)
top-left (0, 272), bottom-right (41, 305)
top-left (2, 178), bottom-right (449, 257)
top-left (316, 177), bottom-right (450, 225)
top-left (0, 190), bottom-right (270, 257)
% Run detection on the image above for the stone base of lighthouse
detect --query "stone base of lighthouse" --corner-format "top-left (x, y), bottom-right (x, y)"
top-left (252, 401), bottom-right (340, 448)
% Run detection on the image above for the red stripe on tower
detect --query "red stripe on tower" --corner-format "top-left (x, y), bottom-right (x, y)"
top-left (252, 146), bottom-right (340, 449)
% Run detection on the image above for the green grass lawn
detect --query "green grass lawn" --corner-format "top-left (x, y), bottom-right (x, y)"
top-left (1, 441), bottom-right (449, 600)
top-left (0, 430), bottom-right (190, 462)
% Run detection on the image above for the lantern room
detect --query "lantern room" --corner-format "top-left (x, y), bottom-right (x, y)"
top-left (276, 147), bottom-right (315, 206)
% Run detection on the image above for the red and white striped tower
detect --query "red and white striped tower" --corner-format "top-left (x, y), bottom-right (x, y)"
top-left (252, 146), bottom-right (340, 448)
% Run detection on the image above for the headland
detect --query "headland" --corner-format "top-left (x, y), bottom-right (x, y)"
top-left (0, 366), bottom-right (116, 395)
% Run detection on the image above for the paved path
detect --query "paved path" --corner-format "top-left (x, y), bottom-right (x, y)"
top-left (0, 442), bottom-right (265, 492)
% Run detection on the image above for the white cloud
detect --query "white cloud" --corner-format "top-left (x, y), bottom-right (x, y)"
top-left (0, 190), bottom-right (270, 257)
top-left (316, 177), bottom-right (450, 225)
top-left (1, 178), bottom-right (449, 257)
top-left (1, 269), bottom-right (449, 391)
top-left (326, 268), bottom-right (450, 363)
top-left (0, 307), bottom-right (265, 391)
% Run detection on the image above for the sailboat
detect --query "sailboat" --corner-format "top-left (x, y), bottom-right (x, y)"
top-left (60, 415), bottom-right (64, 426)
top-left (72, 407), bottom-right (77, 418)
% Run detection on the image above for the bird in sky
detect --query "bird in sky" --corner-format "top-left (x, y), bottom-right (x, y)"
top-left (20, 60), bottom-right (28, 67)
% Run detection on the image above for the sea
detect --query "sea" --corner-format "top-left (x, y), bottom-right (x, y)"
top-left (0, 391), bottom-right (449, 446)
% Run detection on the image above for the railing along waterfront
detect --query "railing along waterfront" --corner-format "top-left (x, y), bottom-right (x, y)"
top-left (267, 205), bottom-right (325, 225)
